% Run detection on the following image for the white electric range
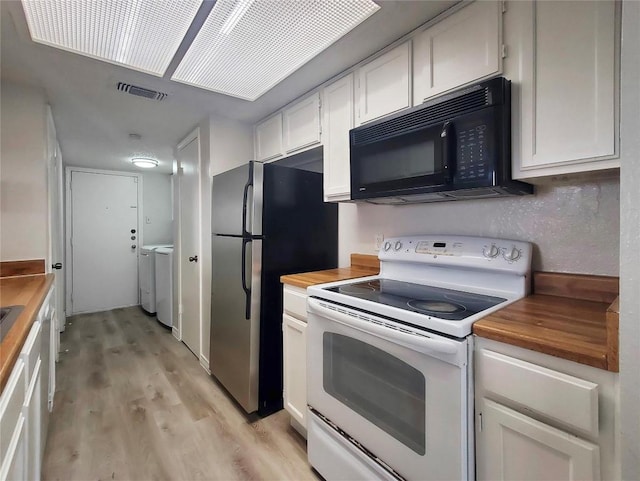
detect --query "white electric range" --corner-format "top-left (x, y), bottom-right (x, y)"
top-left (306, 235), bottom-right (532, 481)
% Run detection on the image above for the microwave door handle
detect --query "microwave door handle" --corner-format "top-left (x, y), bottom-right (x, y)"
top-left (441, 121), bottom-right (455, 182)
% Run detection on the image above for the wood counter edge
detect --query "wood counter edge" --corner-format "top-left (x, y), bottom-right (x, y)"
top-left (0, 274), bottom-right (55, 392)
top-left (280, 254), bottom-right (379, 289)
top-left (473, 322), bottom-right (609, 370)
top-left (606, 296), bottom-right (619, 372)
top-left (476, 272), bottom-right (620, 373)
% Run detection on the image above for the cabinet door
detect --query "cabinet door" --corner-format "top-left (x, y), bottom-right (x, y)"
top-left (413, 1), bottom-right (502, 105)
top-left (509, 0), bottom-right (618, 178)
top-left (0, 360), bottom-right (26, 481)
top-left (322, 74), bottom-right (354, 202)
top-left (478, 399), bottom-right (600, 481)
top-left (24, 360), bottom-right (42, 481)
top-left (357, 42), bottom-right (411, 124)
top-left (283, 313), bottom-right (307, 429)
top-left (1, 415), bottom-right (26, 481)
top-left (283, 93), bottom-right (321, 154)
top-left (255, 114), bottom-right (283, 161)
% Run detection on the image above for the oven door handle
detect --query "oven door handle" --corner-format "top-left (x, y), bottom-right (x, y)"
top-left (308, 298), bottom-right (460, 356)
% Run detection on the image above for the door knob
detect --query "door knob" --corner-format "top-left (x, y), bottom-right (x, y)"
top-left (131, 229), bottom-right (136, 234)
top-left (52, 263), bottom-right (62, 270)
top-left (131, 235), bottom-right (136, 240)
top-left (131, 245), bottom-right (137, 249)
top-left (189, 256), bottom-right (198, 263)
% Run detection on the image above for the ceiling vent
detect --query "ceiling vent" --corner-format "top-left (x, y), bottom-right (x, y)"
top-left (117, 82), bottom-right (168, 101)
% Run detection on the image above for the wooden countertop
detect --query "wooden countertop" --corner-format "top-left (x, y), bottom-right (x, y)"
top-left (0, 274), bottom-right (55, 392)
top-left (280, 253), bottom-right (379, 288)
top-left (473, 272), bottom-right (619, 372)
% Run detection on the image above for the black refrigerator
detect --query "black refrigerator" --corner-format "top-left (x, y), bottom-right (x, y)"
top-left (210, 161), bottom-right (338, 415)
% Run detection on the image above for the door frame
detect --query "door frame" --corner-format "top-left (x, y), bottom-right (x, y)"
top-left (174, 127), bottom-right (203, 361)
top-left (65, 166), bottom-right (144, 315)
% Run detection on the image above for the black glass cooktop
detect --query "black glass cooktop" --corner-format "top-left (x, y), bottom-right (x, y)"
top-left (326, 278), bottom-right (507, 321)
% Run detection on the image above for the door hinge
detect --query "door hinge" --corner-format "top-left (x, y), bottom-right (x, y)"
top-left (478, 412), bottom-right (483, 432)
top-left (501, 1), bottom-right (507, 13)
top-left (133, 177), bottom-right (138, 183)
top-left (501, 44), bottom-right (507, 59)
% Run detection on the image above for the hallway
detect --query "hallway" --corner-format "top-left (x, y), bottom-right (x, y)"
top-left (42, 307), bottom-right (317, 481)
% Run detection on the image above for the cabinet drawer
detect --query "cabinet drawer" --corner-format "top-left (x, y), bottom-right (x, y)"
top-left (478, 349), bottom-right (599, 436)
top-left (20, 321), bottom-right (41, 385)
top-left (283, 286), bottom-right (308, 321)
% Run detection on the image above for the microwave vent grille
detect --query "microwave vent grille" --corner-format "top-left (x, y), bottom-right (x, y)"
top-left (353, 88), bottom-right (489, 145)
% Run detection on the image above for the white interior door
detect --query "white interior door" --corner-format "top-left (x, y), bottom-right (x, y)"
top-left (46, 105), bottom-right (65, 343)
top-left (70, 170), bottom-right (139, 314)
top-left (178, 134), bottom-right (201, 356)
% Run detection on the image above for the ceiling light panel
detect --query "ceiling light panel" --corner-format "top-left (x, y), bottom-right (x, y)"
top-left (21, 0), bottom-right (203, 76)
top-left (172, 0), bottom-right (381, 100)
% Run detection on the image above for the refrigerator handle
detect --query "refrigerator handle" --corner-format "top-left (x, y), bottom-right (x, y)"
top-left (242, 177), bottom-right (253, 237)
top-left (241, 238), bottom-right (252, 320)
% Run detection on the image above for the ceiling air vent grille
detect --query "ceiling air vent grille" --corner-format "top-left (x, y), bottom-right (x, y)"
top-left (117, 82), bottom-right (168, 101)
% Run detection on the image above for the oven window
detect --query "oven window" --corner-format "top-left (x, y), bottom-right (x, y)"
top-left (323, 333), bottom-right (426, 455)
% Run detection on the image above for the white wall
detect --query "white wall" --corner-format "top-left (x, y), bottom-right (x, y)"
top-left (198, 115), bottom-right (253, 368)
top-left (141, 172), bottom-right (172, 245)
top-left (339, 177), bottom-right (619, 276)
top-left (0, 82), bottom-right (49, 262)
top-left (618, 0), bottom-right (640, 476)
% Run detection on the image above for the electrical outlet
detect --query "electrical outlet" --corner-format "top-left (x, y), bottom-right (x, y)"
top-left (374, 233), bottom-right (384, 251)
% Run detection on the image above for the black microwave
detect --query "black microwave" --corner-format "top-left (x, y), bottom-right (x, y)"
top-left (349, 77), bottom-right (532, 204)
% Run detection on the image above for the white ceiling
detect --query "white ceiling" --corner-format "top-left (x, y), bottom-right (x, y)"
top-left (1, 0), bottom-right (457, 174)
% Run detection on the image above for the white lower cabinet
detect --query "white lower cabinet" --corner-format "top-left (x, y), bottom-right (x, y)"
top-left (24, 360), bottom-right (42, 481)
top-left (0, 360), bottom-right (26, 481)
top-left (475, 337), bottom-right (619, 481)
top-left (282, 285), bottom-right (308, 437)
top-left (481, 399), bottom-right (600, 481)
top-left (1, 286), bottom-right (54, 481)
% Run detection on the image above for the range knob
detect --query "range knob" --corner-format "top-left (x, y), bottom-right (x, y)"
top-left (384, 241), bottom-right (392, 251)
top-left (503, 246), bottom-right (522, 262)
top-left (483, 244), bottom-right (500, 258)
top-left (394, 241), bottom-right (403, 251)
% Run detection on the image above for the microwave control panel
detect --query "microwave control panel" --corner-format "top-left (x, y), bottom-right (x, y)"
top-left (456, 122), bottom-right (491, 182)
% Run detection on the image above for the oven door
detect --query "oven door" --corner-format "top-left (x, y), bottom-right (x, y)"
top-left (307, 297), bottom-right (470, 481)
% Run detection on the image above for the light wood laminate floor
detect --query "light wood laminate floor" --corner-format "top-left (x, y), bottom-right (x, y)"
top-left (43, 307), bottom-right (318, 481)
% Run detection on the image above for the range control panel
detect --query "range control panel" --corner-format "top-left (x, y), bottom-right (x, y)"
top-left (379, 235), bottom-right (533, 275)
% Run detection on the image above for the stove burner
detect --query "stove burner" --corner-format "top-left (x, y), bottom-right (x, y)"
top-left (407, 300), bottom-right (466, 315)
top-left (338, 284), bottom-right (377, 295)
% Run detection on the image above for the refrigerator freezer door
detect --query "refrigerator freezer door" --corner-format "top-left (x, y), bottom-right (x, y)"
top-left (211, 161), bottom-right (263, 237)
top-left (210, 234), bottom-right (262, 413)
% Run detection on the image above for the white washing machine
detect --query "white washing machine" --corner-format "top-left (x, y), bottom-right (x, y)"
top-left (155, 247), bottom-right (173, 328)
top-left (140, 244), bottom-right (172, 315)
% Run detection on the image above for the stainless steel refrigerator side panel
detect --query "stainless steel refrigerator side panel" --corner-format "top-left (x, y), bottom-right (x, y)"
top-left (210, 235), bottom-right (258, 412)
top-left (211, 162), bottom-right (252, 236)
top-left (251, 162), bottom-right (263, 237)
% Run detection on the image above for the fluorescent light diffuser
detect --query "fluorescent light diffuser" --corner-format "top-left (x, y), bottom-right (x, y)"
top-left (172, 0), bottom-right (381, 100)
top-left (20, 0), bottom-right (203, 76)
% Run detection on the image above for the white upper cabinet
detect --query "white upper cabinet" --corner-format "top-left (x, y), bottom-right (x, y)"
top-left (322, 74), bottom-right (354, 202)
top-left (357, 42), bottom-right (411, 124)
top-left (283, 93), bottom-right (321, 154)
top-left (254, 113), bottom-right (283, 162)
top-left (507, 0), bottom-right (619, 179)
top-left (413, 1), bottom-right (503, 105)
